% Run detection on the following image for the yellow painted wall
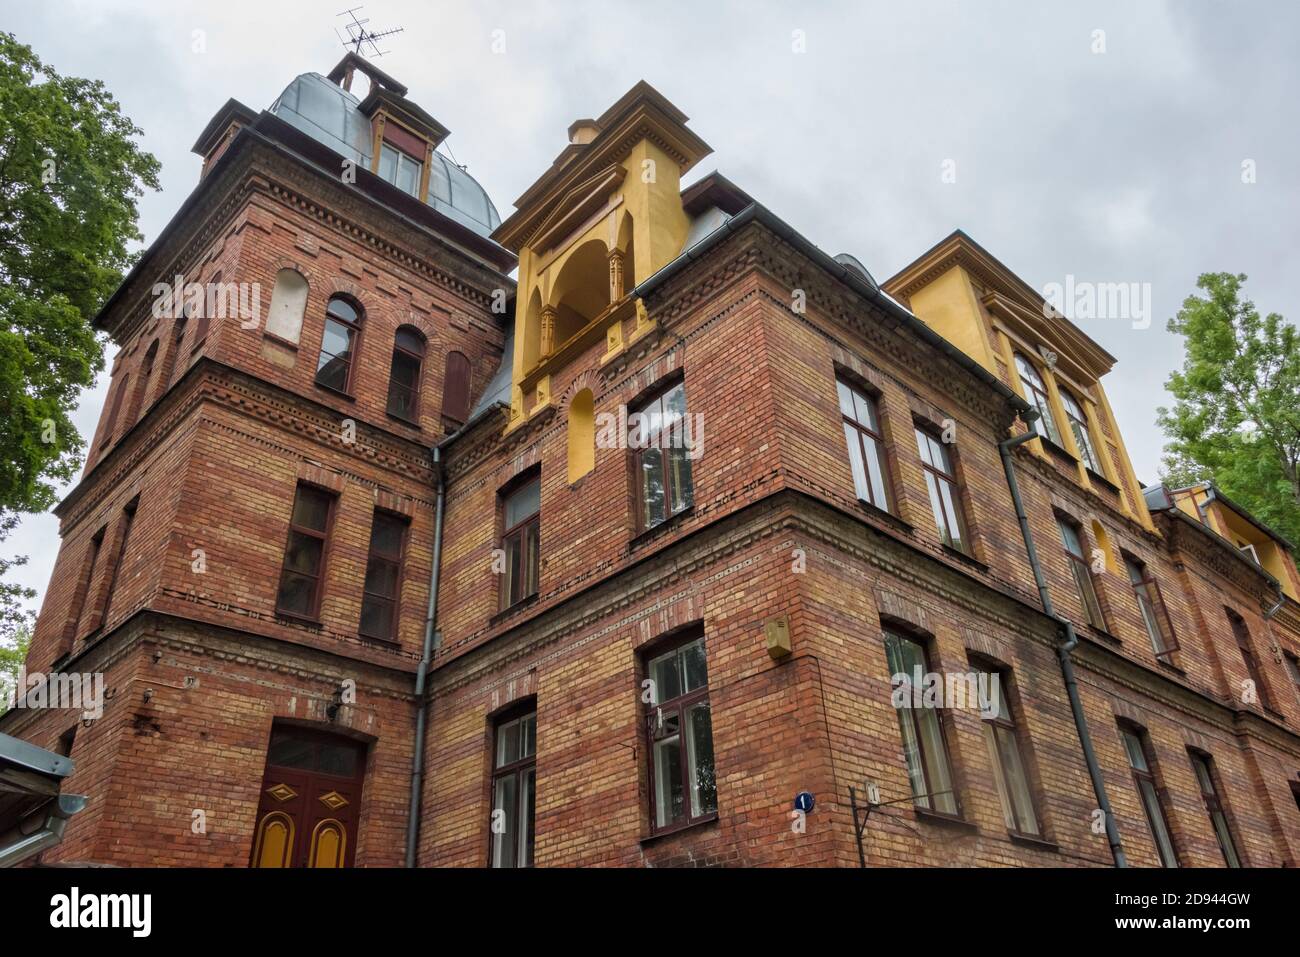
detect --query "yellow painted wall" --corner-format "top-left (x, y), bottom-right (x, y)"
top-left (906, 266), bottom-right (997, 373)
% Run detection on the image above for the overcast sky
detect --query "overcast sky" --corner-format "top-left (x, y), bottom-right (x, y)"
top-left (5, 0), bottom-right (1298, 614)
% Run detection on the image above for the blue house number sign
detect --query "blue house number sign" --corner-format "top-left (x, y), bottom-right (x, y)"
top-left (793, 791), bottom-right (815, 813)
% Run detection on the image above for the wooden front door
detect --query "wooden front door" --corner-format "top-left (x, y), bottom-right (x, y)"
top-left (250, 726), bottom-right (367, 868)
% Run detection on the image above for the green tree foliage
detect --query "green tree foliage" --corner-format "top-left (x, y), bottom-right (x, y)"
top-left (1158, 272), bottom-right (1300, 556)
top-left (0, 33), bottom-right (159, 642)
top-left (0, 620), bottom-right (32, 715)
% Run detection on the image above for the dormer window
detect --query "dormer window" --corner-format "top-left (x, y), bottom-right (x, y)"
top-left (378, 142), bottom-right (422, 197)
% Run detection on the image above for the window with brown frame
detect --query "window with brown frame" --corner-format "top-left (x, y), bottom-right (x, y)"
top-left (359, 511), bottom-right (407, 641)
top-left (973, 663), bottom-right (1041, 837)
top-left (385, 327), bottom-right (425, 422)
top-left (1120, 723), bottom-right (1179, 867)
top-left (1058, 516), bottom-right (1105, 630)
top-left (442, 350), bottom-right (471, 425)
top-left (315, 296), bottom-right (362, 394)
top-left (489, 706), bottom-right (536, 868)
top-left (1226, 608), bottom-right (1271, 710)
top-left (275, 484), bottom-right (336, 620)
top-left (914, 425), bottom-right (968, 553)
top-left (1014, 352), bottom-right (1063, 446)
top-left (884, 628), bottom-right (960, 816)
top-left (1123, 553), bottom-right (1178, 659)
top-left (96, 495), bottom-right (138, 633)
top-left (643, 631), bottom-right (717, 833)
top-left (500, 476), bottom-right (540, 610)
top-left (837, 377), bottom-right (890, 510)
top-left (1188, 751), bottom-right (1241, 867)
top-left (1059, 386), bottom-right (1099, 472)
top-left (630, 379), bottom-right (694, 531)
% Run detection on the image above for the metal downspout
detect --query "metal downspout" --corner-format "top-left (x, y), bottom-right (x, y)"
top-left (405, 445), bottom-right (447, 867)
top-left (999, 421), bottom-right (1128, 868)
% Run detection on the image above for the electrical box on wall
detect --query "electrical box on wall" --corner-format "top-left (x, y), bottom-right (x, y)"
top-left (765, 615), bottom-right (791, 659)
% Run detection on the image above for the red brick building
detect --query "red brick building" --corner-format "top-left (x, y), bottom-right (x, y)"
top-left (5, 56), bottom-right (1300, 868)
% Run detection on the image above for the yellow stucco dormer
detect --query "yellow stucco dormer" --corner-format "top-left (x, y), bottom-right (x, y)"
top-left (491, 81), bottom-right (711, 429)
top-left (884, 230), bottom-right (1155, 532)
top-left (1170, 483), bottom-right (1300, 600)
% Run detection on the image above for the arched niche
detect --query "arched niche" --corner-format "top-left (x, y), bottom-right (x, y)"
top-left (567, 388), bottom-right (595, 483)
top-left (549, 239), bottom-right (611, 347)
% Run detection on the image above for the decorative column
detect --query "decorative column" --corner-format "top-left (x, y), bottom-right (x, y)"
top-left (608, 249), bottom-right (625, 301)
top-left (540, 305), bottom-right (557, 357)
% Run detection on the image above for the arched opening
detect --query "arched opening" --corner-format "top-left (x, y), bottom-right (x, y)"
top-left (549, 239), bottom-right (611, 348)
top-left (386, 325), bottom-right (426, 422)
top-left (1090, 519), bottom-right (1117, 574)
top-left (567, 388), bottom-right (595, 483)
top-left (615, 211), bottom-right (635, 294)
top-left (315, 295), bottom-right (363, 394)
top-left (521, 288), bottom-right (543, 371)
top-left (265, 268), bottom-right (310, 344)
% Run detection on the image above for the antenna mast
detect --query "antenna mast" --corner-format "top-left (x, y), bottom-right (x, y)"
top-left (335, 7), bottom-right (405, 58)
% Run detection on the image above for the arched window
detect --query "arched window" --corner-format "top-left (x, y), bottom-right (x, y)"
top-left (442, 350), bottom-right (471, 425)
top-left (567, 388), bottom-right (595, 483)
top-left (315, 296), bottom-right (362, 394)
top-left (265, 268), bottom-right (309, 345)
top-left (386, 326), bottom-right (425, 423)
top-left (1059, 387), bottom-right (1099, 472)
top-left (1014, 353), bottom-right (1062, 446)
top-left (129, 339), bottom-right (159, 424)
top-left (160, 313), bottom-right (187, 389)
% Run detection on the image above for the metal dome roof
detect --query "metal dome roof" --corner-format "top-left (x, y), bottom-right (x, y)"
top-left (269, 72), bottom-right (501, 237)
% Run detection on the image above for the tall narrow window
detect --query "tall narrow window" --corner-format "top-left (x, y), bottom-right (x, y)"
top-left (191, 278), bottom-right (213, 349)
top-left (915, 426), bottom-right (968, 553)
top-left (130, 339), bottom-right (159, 425)
top-left (1059, 387), bottom-right (1099, 471)
top-left (1058, 516), bottom-right (1105, 629)
top-left (631, 380), bottom-right (694, 531)
top-left (837, 378), bottom-right (890, 510)
top-left (265, 268), bottom-right (309, 345)
top-left (276, 484), bottom-right (335, 620)
top-left (162, 314), bottom-right (188, 388)
top-left (1188, 751), bottom-right (1241, 867)
top-left (884, 630), bottom-right (959, 816)
top-left (61, 527), bottom-right (105, 654)
top-left (442, 350), bottom-right (471, 425)
top-left (97, 496), bottom-right (139, 632)
top-left (386, 327), bottom-right (425, 422)
top-left (1124, 554), bottom-right (1178, 659)
top-left (1227, 609), bottom-right (1271, 710)
top-left (1014, 353), bottom-right (1063, 446)
top-left (974, 664), bottom-right (1040, 837)
top-left (500, 476), bottom-right (540, 610)
top-left (644, 633), bottom-right (717, 833)
top-left (315, 297), bottom-right (362, 394)
top-left (490, 707), bottom-right (536, 868)
top-left (1284, 652), bottom-right (1300, 704)
top-left (359, 511), bottom-right (407, 641)
top-left (1120, 724), bottom-right (1179, 867)
top-left (100, 373), bottom-right (129, 449)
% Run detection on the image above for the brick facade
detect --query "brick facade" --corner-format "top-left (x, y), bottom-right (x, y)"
top-left (4, 65), bottom-right (1299, 869)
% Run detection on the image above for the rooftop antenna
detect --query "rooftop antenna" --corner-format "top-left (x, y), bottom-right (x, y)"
top-left (335, 6), bottom-right (404, 58)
